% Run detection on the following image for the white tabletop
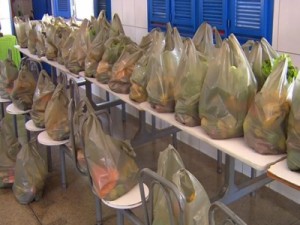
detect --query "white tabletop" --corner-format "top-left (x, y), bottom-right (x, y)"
top-left (25, 119), bottom-right (45, 132)
top-left (86, 77), bottom-right (143, 110)
top-left (37, 131), bottom-right (69, 146)
top-left (268, 159), bottom-right (300, 190)
top-left (0, 96), bottom-right (11, 103)
top-left (6, 103), bottom-right (31, 115)
top-left (139, 102), bottom-right (286, 171)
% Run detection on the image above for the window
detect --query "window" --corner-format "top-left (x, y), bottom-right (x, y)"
top-left (148, 0), bottom-right (274, 43)
top-left (53, 0), bottom-right (71, 18)
top-left (74, 0), bottom-right (94, 20)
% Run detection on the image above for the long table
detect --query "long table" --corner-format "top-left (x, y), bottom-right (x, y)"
top-left (16, 46), bottom-right (287, 204)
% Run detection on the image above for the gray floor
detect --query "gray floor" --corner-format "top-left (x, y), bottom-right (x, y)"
top-left (0, 106), bottom-right (300, 225)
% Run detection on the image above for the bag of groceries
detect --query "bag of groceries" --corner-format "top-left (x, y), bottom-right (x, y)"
top-left (11, 63), bottom-right (37, 110)
top-left (14, 16), bottom-right (28, 48)
top-left (96, 35), bottom-right (135, 83)
top-left (108, 47), bottom-right (143, 94)
top-left (44, 74), bottom-right (69, 141)
top-left (61, 29), bottom-right (79, 66)
top-left (109, 13), bottom-right (125, 38)
top-left (242, 38), bottom-right (279, 91)
top-left (199, 34), bottom-right (257, 139)
top-left (80, 98), bottom-right (139, 201)
top-left (44, 22), bottom-right (58, 61)
top-left (192, 22), bottom-right (222, 59)
top-left (153, 145), bottom-right (210, 225)
top-left (174, 38), bottom-right (208, 127)
top-left (0, 49), bottom-right (19, 99)
top-left (287, 76), bottom-right (300, 171)
top-left (12, 139), bottom-right (47, 204)
top-left (26, 18), bottom-right (38, 55)
top-left (147, 24), bottom-right (183, 112)
top-left (30, 70), bottom-right (55, 128)
top-left (54, 22), bottom-right (72, 65)
top-left (85, 12), bottom-right (111, 77)
top-left (35, 22), bottom-right (47, 57)
top-left (129, 30), bottom-right (165, 103)
top-left (243, 56), bottom-right (296, 154)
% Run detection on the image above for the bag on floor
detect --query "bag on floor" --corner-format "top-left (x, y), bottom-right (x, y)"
top-left (199, 34), bottom-right (257, 139)
top-left (0, 49), bottom-right (19, 99)
top-left (80, 98), bottom-right (139, 201)
top-left (11, 63), bottom-right (37, 110)
top-left (30, 70), bottom-right (55, 128)
top-left (174, 38), bottom-right (208, 127)
top-left (244, 56), bottom-right (296, 154)
top-left (286, 76), bottom-right (300, 171)
top-left (12, 139), bottom-right (47, 204)
top-left (147, 24), bottom-right (183, 112)
top-left (45, 74), bottom-right (69, 141)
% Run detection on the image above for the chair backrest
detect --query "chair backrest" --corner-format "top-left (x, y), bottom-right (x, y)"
top-left (138, 168), bottom-right (186, 225)
top-left (0, 35), bottom-right (21, 68)
top-left (208, 201), bottom-right (247, 225)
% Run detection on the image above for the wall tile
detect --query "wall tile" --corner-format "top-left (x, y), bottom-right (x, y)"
top-left (122, 0), bottom-right (135, 26)
top-left (135, 0), bottom-right (147, 28)
top-left (123, 25), bottom-right (137, 42)
top-left (111, 0), bottom-right (123, 21)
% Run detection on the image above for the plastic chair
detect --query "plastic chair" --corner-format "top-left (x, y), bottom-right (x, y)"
top-left (138, 168), bottom-right (247, 225)
top-left (0, 35), bottom-right (21, 68)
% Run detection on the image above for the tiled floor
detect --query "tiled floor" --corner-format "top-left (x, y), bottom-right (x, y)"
top-left (0, 106), bottom-right (299, 225)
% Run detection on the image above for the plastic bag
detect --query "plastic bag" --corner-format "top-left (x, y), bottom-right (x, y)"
top-left (287, 76), bottom-right (300, 171)
top-left (54, 23), bottom-right (72, 65)
top-left (11, 64), bottom-right (37, 110)
top-left (109, 13), bottom-right (125, 38)
top-left (35, 22), bottom-right (47, 57)
top-left (96, 35), bottom-right (135, 83)
top-left (26, 18), bottom-right (38, 55)
top-left (199, 34), bottom-right (257, 139)
top-left (147, 25), bottom-right (183, 112)
top-left (243, 58), bottom-right (293, 154)
top-left (30, 70), bottom-right (55, 128)
top-left (44, 22), bottom-right (58, 61)
top-left (85, 13), bottom-right (111, 77)
top-left (44, 74), bottom-right (69, 141)
top-left (61, 29), bottom-right (79, 66)
top-left (0, 49), bottom-right (19, 99)
top-left (14, 16), bottom-right (28, 48)
top-left (242, 38), bottom-right (279, 91)
top-left (174, 39), bottom-right (208, 126)
top-left (108, 48), bottom-right (143, 94)
top-left (129, 31), bottom-right (165, 103)
top-left (12, 139), bottom-right (48, 204)
top-left (80, 98), bottom-right (139, 201)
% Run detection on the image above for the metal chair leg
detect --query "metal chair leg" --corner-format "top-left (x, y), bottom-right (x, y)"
top-left (116, 210), bottom-right (124, 225)
top-left (47, 146), bottom-right (53, 172)
top-left (59, 146), bottom-right (67, 189)
top-left (95, 196), bottom-right (103, 225)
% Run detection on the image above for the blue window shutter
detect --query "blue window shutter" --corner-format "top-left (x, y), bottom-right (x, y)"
top-left (199, 0), bottom-right (227, 35)
top-left (171, 0), bottom-right (196, 37)
top-left (53, 0), bottom-right (71, 18)
top-left (229, 0), bottom-right (273, 43)
top-left (148, 0), bottom-right (170, 31)
top-left (94, 0), bottom-right (111, 21)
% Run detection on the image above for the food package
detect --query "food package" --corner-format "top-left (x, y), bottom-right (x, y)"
top-left (147, 24), bottom-right (183, 112)
top-left (30, 70), bottom-right (55, 128)
top-left (26, 18), bottom-right (38, 55)
top-left (199, 34), bottom-right (257, 139)
top-left (243, 57), bottom-right (295, 154)
top-left (14, 16), bottom-right (28, 48)
top-left (35, 22), bottom-right (47, 57)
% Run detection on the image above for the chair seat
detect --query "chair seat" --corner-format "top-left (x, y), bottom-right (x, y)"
top-left (6, 103), bottom-right (31, 115)
top-left (25, 120), bottom-right (45, 132)
top-left (0, 96), bottom-right (11, 103)
top-left (37, 131), bottom-right (69, 146)
top-left (102, 183), bottom-right (149, 210)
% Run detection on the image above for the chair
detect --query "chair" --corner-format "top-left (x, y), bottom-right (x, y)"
top-left (138, 168), bottom-right (247, 225)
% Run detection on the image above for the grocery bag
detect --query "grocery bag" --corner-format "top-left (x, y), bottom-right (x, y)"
top-left (11, 63), bottom-right (37, 110)
top-left (174, 38), bottom-right (208, 126)
top-left (44, 74), bottom-right (69, 141)
top-left (199, 34), bottom-right (257, 139)
top-left (61, 29), bottom-right (79, 66)
top-left (44, 22), bottom-right (58, 61)
top-left (12, 139), bottom-right (47, 204)
top-left (108, 48), bottom-right (143, 94)
top-left (54, 23), bottom-right (72, 65)
top-left (0, 49), bottom-right (19, 99)
top-left (242, 38), bottom-right (279, 91)
top-left (30, 70), bottom-right (55, 128)
top-left (244, 57), bottom-right (295, 154)
top-left (80, 98), bottom-right (139, 201)
top-left (35, 22), bottom-right (47, 57)
top-left (129, 30), bottom-right (165, 103)
top-left (26, 18), bottom-right (38, 55)
top-left (287, 76), bottom-right (300, 171)
top-left (109, 13), bottom-right (125, 38)
top-left (14, 16), bottom-right (28, 48)
top-left (147, 24), bottom-right (183, 112)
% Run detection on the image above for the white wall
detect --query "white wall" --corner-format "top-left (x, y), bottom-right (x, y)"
top-left (110, 0), bottom-right (300, 205)
top-left (0, 0), bottom-right (13, 34)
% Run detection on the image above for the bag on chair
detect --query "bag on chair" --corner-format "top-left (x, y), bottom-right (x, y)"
top-left (80, 98), bottom-right (139, 201)
top-left (30, 70), bottom-right (55, 128)
top-left (44, 74), bottom-right (70, 141)
top-left (12, 139), bottom-right (48, 204)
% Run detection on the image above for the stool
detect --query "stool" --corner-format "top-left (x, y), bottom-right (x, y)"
top-left (37, 131), bottom-right (69, 189)
top-left (25, 119), bottom-right (53, 172)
